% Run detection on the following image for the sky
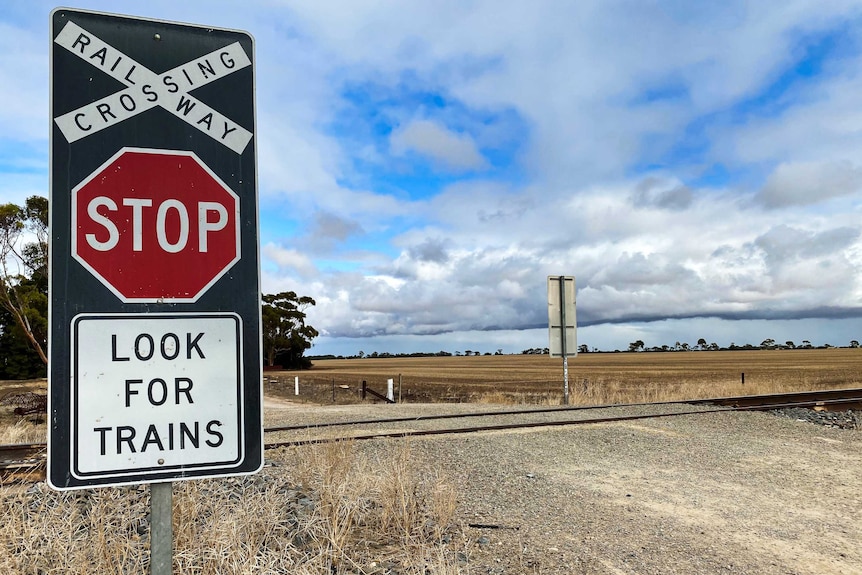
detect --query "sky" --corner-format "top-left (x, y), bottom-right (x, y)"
top-left (4, 1), bottom-right (862, 355)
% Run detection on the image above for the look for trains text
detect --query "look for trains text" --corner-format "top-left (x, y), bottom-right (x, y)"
top-left (93, 330), bottom-right (224, 456)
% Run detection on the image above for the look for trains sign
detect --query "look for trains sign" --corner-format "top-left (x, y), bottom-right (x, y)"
top-left (49, 9), bottom-right (263, 490)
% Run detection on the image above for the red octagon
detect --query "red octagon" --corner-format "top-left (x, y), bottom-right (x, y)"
top-left (73, 148), bottom-right (240, 302)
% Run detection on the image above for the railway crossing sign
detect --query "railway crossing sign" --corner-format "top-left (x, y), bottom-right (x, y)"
top-left (49, 8), bottom-right (262, 490)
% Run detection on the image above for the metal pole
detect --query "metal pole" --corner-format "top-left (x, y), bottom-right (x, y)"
top-left (559, 276), bottom-right (569, 405)
top-left (150, 481), bottom-right (173, 575)
top-left (398, 373), bottom-right (402, 403)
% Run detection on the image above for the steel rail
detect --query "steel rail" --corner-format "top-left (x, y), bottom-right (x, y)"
top-left (0, 459), bottom-right (45, 471)
top-left (263, 396), bottom-right (862, 449)
top-left (688, 387), bottom-right (862, 407)
top-left (264, 388), bottom-right (862, 433)
top-left (0, 442), bottom-right (48, 453)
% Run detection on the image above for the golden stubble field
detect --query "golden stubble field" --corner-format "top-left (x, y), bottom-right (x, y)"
top-left (4, 349), bottom-right (861, 414)
top-left (267, 348), bottom-right (862, 405)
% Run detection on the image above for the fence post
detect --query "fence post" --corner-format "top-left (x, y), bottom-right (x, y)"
top-left (387, 378), bottom-right (394, 402)
top-left (361, 380), bottom-right (367, 400)
top-left (294, 376), bottom-right (299, 396)
top-left (398, 373), bottom-right (402, 403)
top-left (331, 378), bottom-right (335, 403)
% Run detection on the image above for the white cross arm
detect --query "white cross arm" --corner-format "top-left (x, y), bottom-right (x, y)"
top-left (53, 21), bottom-right (253, 154)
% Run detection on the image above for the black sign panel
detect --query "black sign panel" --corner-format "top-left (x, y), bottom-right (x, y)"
top-left (49, 8), bottom-right (262, 489)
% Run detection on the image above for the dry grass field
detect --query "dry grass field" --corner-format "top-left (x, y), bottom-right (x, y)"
top-left (268, 348), bottom-right (862, 405)
top-left (0, 440), bottom-right (464, 574)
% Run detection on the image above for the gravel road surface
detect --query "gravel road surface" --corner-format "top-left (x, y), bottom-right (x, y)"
top-left (266, 402), bottom-right (862, 574)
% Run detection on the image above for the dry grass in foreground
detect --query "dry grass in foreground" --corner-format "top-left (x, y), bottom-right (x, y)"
top-left (270, 348), bottom-right (862, 405)
top-left (0, 440), bottom-right (465, 574)
top-left (0, 419), bottom-right (45, 445)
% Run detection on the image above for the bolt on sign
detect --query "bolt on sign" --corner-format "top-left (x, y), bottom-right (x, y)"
top-left (49, 8), bottom-right (262, 489)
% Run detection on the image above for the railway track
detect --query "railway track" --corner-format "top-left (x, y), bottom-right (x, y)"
top-left (0, 443), bottom-right (47, 484)
top-left (263, 392), bottom-right (862, 448)
top-left (3, 388), bottom-right (861, 484)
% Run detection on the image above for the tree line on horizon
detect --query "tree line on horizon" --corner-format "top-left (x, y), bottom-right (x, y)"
top-left (308, 349), bottom-right (508, 361)
top-left (312, 336), bottom-right (861, 361)
top-left (506, 337), bottom-right (860, 355)
top-left (622, 337), bottom-right (860, 353)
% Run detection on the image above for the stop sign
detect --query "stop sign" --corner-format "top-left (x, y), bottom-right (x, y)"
top-left (72, 148), bottom-right (240, 302)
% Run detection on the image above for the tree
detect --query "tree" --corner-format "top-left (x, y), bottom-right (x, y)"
top-left (0, 305), bottom-right (45, 379)
top-left (697, 338), bottom-right (707, 350)
top-left (578, 344), bottom-right (589, 353)
top-left (785, 341), bottom-right (795, 349)
top-left (261, 291), bottom-right (319, 369)
top-left (850, 340), bottom-right (860, 349)
top-left (0, 196), bottom-right (48, 367)
top-left (628, 340), bottom-right (645, 352)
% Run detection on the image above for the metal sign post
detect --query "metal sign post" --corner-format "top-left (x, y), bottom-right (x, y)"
top-left (559, 277), bottom-right (570, 405)
top-left (548, 276), bottom-right (577, 405)
top-left (150, 482), bottom-right (173, 575)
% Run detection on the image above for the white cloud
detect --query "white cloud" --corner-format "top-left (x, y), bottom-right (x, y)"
top-left (757, 160), bottom-right (862, 208)
top-left (390, 119), bottom-right (487, 172)
top-left (262, 243), bottom-right (319, 278)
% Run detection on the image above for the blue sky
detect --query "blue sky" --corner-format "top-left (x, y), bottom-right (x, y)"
top-left (6, 1), bottom-right (862, 355)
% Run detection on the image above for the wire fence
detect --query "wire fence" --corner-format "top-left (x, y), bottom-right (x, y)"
top-left (262, 372), bottom-right (565, 405)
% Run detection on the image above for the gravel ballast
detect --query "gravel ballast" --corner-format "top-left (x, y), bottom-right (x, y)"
top-left (266, 402), bottom-right (862, 574)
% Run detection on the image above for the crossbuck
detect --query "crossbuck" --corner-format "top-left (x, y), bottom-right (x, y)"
top-left (54, 21), bottom-right (252, 154)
